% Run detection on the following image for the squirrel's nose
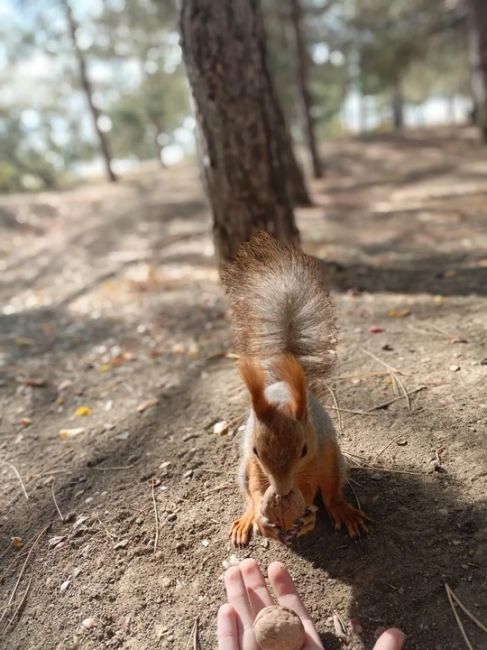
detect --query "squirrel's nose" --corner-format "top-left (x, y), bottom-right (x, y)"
top-left (276, 488), bottom-right (292, 497)
top-left (272, 480), bottom-right (293, 497)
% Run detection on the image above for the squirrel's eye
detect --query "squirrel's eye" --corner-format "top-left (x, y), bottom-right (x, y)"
top-left (253, 446), bottom-right (259, 458)
top-left (301, 444), bottom-right (308, 458)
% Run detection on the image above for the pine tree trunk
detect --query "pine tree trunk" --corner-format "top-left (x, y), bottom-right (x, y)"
top-left (391, 81), bottom-right (404, 130)
top-left (289, 0), bottom-right (323, 178)
top-left (467, 0), bottom-right (487, 142)
top-left (61, 0), bottom-right (117, 183)
top-left (180, 0), bottom-right (306, 263)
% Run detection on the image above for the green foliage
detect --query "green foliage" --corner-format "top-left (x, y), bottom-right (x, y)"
top-left (0, 111), bottom-right (58, 192)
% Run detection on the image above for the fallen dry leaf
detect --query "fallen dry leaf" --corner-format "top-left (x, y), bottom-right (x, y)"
top-left (41, 322), bottom-right (56, 335)
top-left (15, 336), bottom-right (35, 348)
top-left (24, 377), bottom-right (47, 387)
top-left (74, 405), bottom-right (92, 417)
top-left (369, 326), bottom-right (385, 334)
top-left (387, 308), bottom-right (411, 318)
top-left (48, 535), bottom-right (66, 548)
top-left (111, 351), bottom-right (134, 367)
top-left (137, 398), bottom-right (158, 413)
top-left (59, 427), bottom-right (85, 439)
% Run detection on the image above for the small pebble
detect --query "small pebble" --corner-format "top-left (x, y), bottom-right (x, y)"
top-left (213, 420), bottom-right (229, 436)
top-left (60, 579), bottom-right (70, 594)
top-left (114, 539), bottom-right (129, 549)
top-left (82, 618), bottom-right (97, 630)
top-left (449, 365), bottom-right (460, 372)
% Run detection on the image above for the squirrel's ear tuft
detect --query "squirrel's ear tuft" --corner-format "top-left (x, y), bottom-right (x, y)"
top-left (273, 355), bottom-right (307, 421)
top-left (238, 358), bottom-right (274, 421)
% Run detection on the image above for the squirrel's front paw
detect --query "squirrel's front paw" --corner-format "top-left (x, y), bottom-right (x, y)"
top-left (229, 512), bottom-right (254, 547)
top-left (255, 514), bottom-right (281, 541)
top-left (256, 505), bottom-right (318, 545)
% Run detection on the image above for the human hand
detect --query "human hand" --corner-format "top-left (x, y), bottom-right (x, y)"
top-left (217, 558), bottom-right (323, 649)
top-left (217, 559), bottom-right (405, 650)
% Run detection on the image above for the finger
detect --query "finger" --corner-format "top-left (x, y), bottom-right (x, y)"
top-left (268, 562), bottom-right (323, 649)
top-left (240, 559), bottom-right (273, 615)
top-left (373, 628), bottom-right (405, 650)
top-left (217, 604), bottom-right (239, 650)
top-left (224, 566), bottom-right (259, 650)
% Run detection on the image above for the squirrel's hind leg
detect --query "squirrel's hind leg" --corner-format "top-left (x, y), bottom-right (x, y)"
top-left (319, 440), bottom-right (368, 538)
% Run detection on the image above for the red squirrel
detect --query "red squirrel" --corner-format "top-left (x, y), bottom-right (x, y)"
top-left (222, 232), bottom-right (367, 546)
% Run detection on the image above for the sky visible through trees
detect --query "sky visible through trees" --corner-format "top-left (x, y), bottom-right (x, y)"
top-left (0, 0), bottom-right (481, 192)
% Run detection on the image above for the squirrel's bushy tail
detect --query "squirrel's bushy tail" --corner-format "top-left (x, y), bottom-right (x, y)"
top-left (222, 232), bottom-right (336, 393)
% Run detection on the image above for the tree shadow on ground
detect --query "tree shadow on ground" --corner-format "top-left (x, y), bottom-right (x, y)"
top-left (290, 466), bottom-right (487, 650)
top-left (319, 256), bottom-right (487, 297)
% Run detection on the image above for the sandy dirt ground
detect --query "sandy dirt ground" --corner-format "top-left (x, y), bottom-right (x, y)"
top-left (1, 127), bottom-right (486, 649)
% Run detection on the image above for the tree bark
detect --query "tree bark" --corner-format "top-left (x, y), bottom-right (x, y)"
top-left (61, 0), bottom-right (117, 182)
top-left (180, 0), bottom-right (307, 263)
top-left (391, 80), bottom-right (404, 130)
top-left (289, 0), bottom-right (323, 178)
top-left (467, 0), bottom-right (487, 142)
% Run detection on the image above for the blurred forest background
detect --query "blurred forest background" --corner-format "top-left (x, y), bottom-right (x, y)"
top-left (0, 0), bottom-right (484, 194)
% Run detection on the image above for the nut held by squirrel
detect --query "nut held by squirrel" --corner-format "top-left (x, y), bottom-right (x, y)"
top-left (260, 486), bottom-right (306, 530)
top-left (254, 605), bottom-right (305, 650)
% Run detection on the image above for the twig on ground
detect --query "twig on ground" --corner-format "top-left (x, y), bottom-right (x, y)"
top-left (375, 435), bottom-right (409, 459)
top-left (392, 372), bottom-right (411, 410)
top-left (331, 371), bottom-right (393, 381)
top-left (5, 577), bottom-right (32, 633)
top-left (201, 483), bottom-right (233, 497)
top-left (343, 452), bottom-right (425, 476)
top-left (347, 480), bottom-right (361, 510)
top-left (96, 518), bottom-right (117, 542)
top-left (51, 485), bottom-right (64, 522)
top-left (326, 405), bottom-right (379, 416)
top-left (362, 348), bottom-right (413, 409)
top-left (332, 612), bottom-right (348, 640)
top-left (445, 583), bottom-right (487, 634)
top-left (324, 383), bottom-right (343, 434)
top-left (151, 481), bottom-right (160, 555)
top-left (0, 526), bottom-right (47, 628)
top-left (445, 583), bottom-right (474, 650)
top-left (90, 464), bottom-right (137, 471)
top-left (362, 349), bottom-right (408, 375)
top-left (0, 462), bottom-right (29, 501)
top-left (185, 617), bottom-right (201, 650)
top-left (366, 386), bottom-right (427, 412)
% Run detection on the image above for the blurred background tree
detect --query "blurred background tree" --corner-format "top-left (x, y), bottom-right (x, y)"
top-left (0, 0), bottom-right (482, 194)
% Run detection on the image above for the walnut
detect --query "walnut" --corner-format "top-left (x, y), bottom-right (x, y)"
top-left (260, 486), bottom-right (306, 531)
top-left (254, 605), bottom-right (305, 650)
